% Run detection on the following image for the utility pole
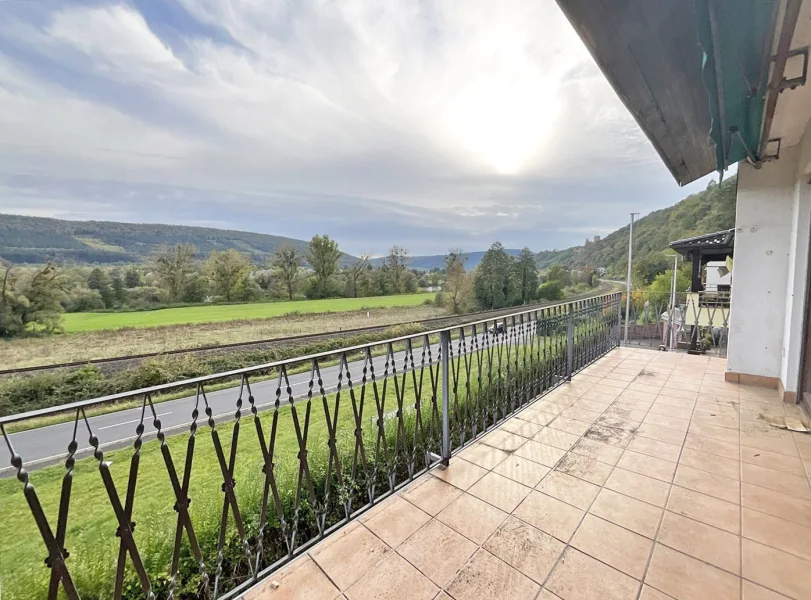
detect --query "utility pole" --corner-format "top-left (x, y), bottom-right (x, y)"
top-left (623, 212), bottom-right (639, 344)
top-left (669, 254), bottom-right (679, 349)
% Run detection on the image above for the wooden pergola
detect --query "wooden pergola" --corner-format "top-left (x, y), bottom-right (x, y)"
top-left (670, 228), bottom-right (735, 292)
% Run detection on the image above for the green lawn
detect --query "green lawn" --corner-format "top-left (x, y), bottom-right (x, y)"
top-left (61, 293), bottom-right (433, 333)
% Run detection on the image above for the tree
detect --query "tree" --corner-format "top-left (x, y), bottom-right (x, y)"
top-left (634, 251), bottom-right (673, 285)
top-left (306, 235), bottom-right (342, 298)
top-left (345, 255), bottom-right (371, 298)
top-left (537, 280), bottom-right (564, 301)
top-left (205, 249), bottom-right (253, 302)
top-left (271, 247), bottom-right (301, 300)
top-left (87, 268), bottom-right (114, 308)
top-left (153, 244), bottom-right (198, 303)
top-left (382, 246), bottom-right (410, 294)
top-left (124, 267), bottom-right (141, 288)
top-left (0, 261), bottom-right (65, 337)
top-left (110, 271), bottom-right (127, 304)
top-left (544, 265), bottom-right (571, 286)
top-left (513, 248), bottom-right (539, 304)
top-left (474, 242), bottom-right (515, 309)
top-left (443, 249), bottom-right (472, 314)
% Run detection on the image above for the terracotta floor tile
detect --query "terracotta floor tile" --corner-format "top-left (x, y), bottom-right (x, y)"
top-left (492, 454), bottom-right (550, 487)
top-left (244, 556), bottom-right (339, 600)
top-left (548, 416), bottom-right (591, 436)
top-left (584, 424), bottom-right (636, 448)
top-left (514, 440), bottom-right (567, 467)
top-left (683, 433), bottom-right (740, 460)
top-left (484, 516), bottom-right (565, 584)
top-left (513, 490), bottom-right (584, 542)
top-left (742, 507), bottom-right (811, 561)
top-left (361, 495), bottom-right (431, 548)
top-left (667, 486), bottom-right (740, 534)
top-left (648, 403), bottom-right (694, 420)
top-left (431, 458), bottom-right (488, 491)
top-left (468, 471), bottom-right (532, 513)
top-left (605, 467), bottom-right (671, 507)
top-left (481, 429), bottom-right (528, 452)
top-left (346, 552), bottom-right (438, 600)
top-left (571, 437), bottom-right (625, 465)
top-left (658, 511), bottom-right (740, 574)
top-left (674, 464), bottom-right (740, 504)
top-left (639, 585), bottom-right (677, 599)
top-left (679, 447), bottom-right (740, 480)
top-left (396, 519), bottom-right (477, 587)
top-left (603, 405), bottom-right (649, 423)
top-left (436, 492), bottom-right (507, 544)
top-left (310, 522), bottom-right (389, 591)
top-left (635, 423), bottom-right (687, 446)
top-left (570, 514), bottom-right (653, 579)
top-left (457, 443), bottom-right (510, 470)
top-left (614, 398), bottom-right (654, 412)
top-left (620, 390), bottom-right (659, 403)
top-left (740, 432), bottom-right (798, 457)
top-left (589, 488), bottom-right (663, 538)
top-left (446, 549), bottom-right (540, 600)
top-left (741, 482), bottom-right (811, 528)
top-left (575, 398), bottom-right (613, 413)
top-left (617, 450), bottom-right (676, 482)
top-left (517, 409), bottom-right (557, 426)
top-left (643, 412), bottom-right (690, 433)
top-left (533, 426), bottom-right (581, 450)
top-left (536, 470), bottom-right (601, 510)
top-left (645, 544), bottom-right (740, 600)
top-left (742, 538), bottom-right (811, 600)
top-left (555, 452), bottom-right (614, 486)
top-left (538, 589), bottom-right (566, 600)
top-left (741, 463), bottom-right (811, 499)
top-left (401, 475), bottom-right (463, 516)
top-left (626, 436), bottom-right (682, 462)
top-left (688, 421), bottom-right (740, 445)
top-left (561, 406), bottom-right (603, 424)
top-left (742, 581), bottom-right (792, 599)
top-left (546, 547), bottom-right (640, 600)
top-left (582, 388), bottom-right (622, 402)
top-left (594, 413), bottom-right (641, 433)
top-left (498, 418), bottom-right (543, 439)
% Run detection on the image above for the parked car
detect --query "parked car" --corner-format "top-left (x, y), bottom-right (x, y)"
top-left (488, 322), bottom-right (506, 335)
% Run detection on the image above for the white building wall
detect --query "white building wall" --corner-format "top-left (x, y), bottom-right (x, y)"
top-left (727, 146), bottom-right (798, 379)
top-left (779, 121), bottom-right (811, 392)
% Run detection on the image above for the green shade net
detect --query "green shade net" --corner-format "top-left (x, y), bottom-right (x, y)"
top-left (694, 0), bottom-right (778, 174)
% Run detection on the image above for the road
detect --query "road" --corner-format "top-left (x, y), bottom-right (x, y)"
top-left (2, 323), bottom-right (537, 473)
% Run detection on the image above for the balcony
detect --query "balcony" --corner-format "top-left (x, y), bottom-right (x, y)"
top-left (244, 348), bottom-right (811, 600)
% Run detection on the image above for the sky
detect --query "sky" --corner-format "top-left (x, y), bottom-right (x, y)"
top-left (0, 0), bottom-right (719, 256)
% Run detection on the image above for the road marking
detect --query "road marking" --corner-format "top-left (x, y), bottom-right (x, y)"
top-left (98, 412), bottom-right (172, 430)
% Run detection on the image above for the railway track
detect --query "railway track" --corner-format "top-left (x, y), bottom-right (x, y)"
top-left (1, 283), bottom-right (617, 377)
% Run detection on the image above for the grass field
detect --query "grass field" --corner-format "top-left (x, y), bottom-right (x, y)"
top-left (61, 293), bottom-right (434, 333)
top-left (1, 305), bottom-right (444, 370)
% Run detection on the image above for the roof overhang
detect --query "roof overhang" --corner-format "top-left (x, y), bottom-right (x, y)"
top-left (670, 228), bottom-right (735, 262)
top-left (556, 0), bottom-right (809, 185)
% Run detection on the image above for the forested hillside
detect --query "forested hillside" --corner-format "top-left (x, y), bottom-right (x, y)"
top-left (536, 176), bottom-right (737, 276)
top-left (0, 214), bottom-right (358, 265)
top-left (370, 248), bottom-right (523, 271)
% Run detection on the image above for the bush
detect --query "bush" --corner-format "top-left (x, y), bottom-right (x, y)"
top-left (537, 281), bottom-right (563, 301)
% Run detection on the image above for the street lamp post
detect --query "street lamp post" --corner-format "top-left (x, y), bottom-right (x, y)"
top-left (623, 212), bottom-right (639, 344)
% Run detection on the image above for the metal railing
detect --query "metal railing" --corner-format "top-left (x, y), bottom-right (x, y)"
top-left (0, 293), bottom-right (621, 600)
top-left (621, 290), bottom-right (730, 356)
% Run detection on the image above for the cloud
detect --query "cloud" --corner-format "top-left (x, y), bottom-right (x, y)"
top-left (0, 0), bottom-right (716, 255)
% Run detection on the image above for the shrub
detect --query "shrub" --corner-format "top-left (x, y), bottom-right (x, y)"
top-left (537, 281), bottom-right (563, 301)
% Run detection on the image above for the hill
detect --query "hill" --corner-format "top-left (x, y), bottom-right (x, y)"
top-left (370, 248), bottom-right (523, 271)
top-left (0, 214), bottom-right (357, 266)
top-left (536, 177), bottom-right (737, 276)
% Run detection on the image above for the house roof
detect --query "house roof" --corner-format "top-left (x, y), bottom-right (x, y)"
top-left (555, 0), bottom-right (779, 184)
top-left (670, 228), bottom-right (735, 261)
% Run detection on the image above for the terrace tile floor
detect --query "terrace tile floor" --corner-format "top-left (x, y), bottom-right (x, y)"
top-left (242, 347), bottom-right (811, 600)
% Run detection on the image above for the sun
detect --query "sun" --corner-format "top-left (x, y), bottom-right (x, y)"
top-left (444, 73), bottom-right (560, 174)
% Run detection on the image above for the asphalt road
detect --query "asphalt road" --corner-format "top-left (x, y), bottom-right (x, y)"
top-left (2, 324), bottom-right (537, 473)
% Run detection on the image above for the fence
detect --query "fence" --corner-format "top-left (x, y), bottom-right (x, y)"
top-left (621, 290), bottom-right (730, 357)
top-left (0, 293), bottom-right (621, 600)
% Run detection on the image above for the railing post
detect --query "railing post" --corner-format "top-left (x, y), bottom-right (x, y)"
top-left (616, 292), bottom-right (623, 347)
top-left (566, 306), bottom-right (574, 381)
top-left (440, 329), bottom-right (451, 466)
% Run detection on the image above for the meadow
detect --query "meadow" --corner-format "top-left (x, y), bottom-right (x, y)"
top-left (61, 293), bottom-right (434, 333)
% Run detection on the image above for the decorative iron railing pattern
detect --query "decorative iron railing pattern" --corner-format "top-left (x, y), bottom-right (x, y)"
top-left (621, 290), bottom-right (730, 356)
top-left (0, 293), bottom-right (621, 600)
